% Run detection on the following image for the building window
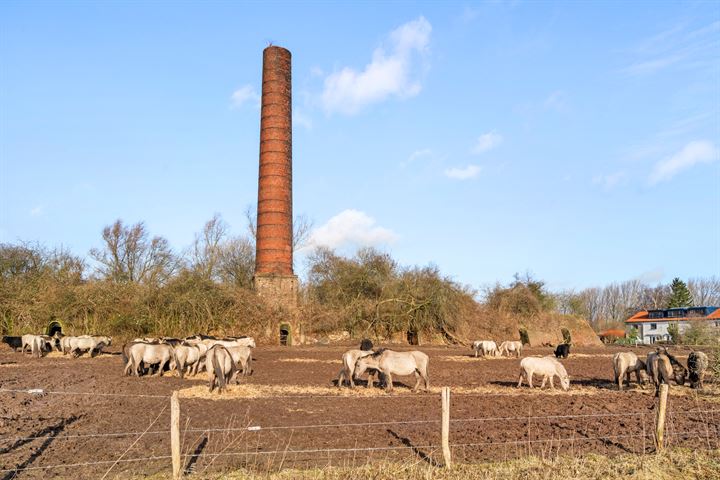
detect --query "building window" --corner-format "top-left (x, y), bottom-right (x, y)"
top-left (650, 323), bottom-right (657, 330)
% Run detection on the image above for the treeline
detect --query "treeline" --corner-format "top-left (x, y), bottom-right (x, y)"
top-left (553, 277), bottom-right (720, 329)
top-left (4, 215), bottom-right (716, 342)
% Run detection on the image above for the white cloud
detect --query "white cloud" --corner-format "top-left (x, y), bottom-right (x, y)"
top-left (30, 205), bottom-right (44, 216)
top-left (444, 164), bottom-right (481, 180)
top-left (471, 131), bottom-right (503, 154)
top-left (321, 17), bottom-right (431, 115)
top-left (306, 209), bottom-right (399, 250)
top-left (649, 140), bottom-right (718, 184)
top-left (230, 85), bottom-right (260, 108)
top-left (402, 148), bottom-right (432, 167)
top-left (592, 171), bottom-right (626, 190)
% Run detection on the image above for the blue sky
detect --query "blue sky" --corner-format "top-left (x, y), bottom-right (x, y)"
top-left (1, 1), bottom-right (718, 291)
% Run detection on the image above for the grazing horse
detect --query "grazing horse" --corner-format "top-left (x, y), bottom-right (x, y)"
top-left (613, 352), bottom-right (649, 390)
top-left (499, 341), bottom-right (523, 357)
top-left (646, 350), bottom-right (674, 397)
top-left (688, 351), bottom-right (709, 389)
top-left (517, 356), bottom-right (570, 391)
top-left (355, 349), bottom-right (430, 393)
top-left (336, 349), bottom-right (375, 388)
top-left (205, 345), bottom-right (237, 393)
top-left (662, 348), bottom-right (687, 386)
top-left (554, 344), bottom-right (570, 359)
top-left (472, 340), bottom-right (498, 358)
top-left (67, 336), bottom-right (112, 357)
top-left (223, 345), bottom-right (253, 378)
top-left (21, 334), bottom-right (41, 354)
top-left (125, 342), bottom-right (175, 377)
top-left (174, 343), bottom-right (207, 378)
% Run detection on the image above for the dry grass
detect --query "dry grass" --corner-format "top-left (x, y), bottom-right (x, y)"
top-left (141, 447), bottom-right (720, 479)
top-left (176, 382), bottom-right (620, 400)
top-left (44, 351), bottom-right (114, 360)
top-left (277, 358), bottom-right (342, 364)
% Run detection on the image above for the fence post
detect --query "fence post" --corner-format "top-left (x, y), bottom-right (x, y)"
top-left (655, 384), bottom-right (669, 453)
top-left (171, 391), bottom-right (181, 479)
top-left (441, 386), bottom-right (452, 468)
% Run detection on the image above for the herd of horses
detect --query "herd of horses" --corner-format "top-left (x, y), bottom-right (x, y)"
top-left (3, 332), bottom-right (711, 396)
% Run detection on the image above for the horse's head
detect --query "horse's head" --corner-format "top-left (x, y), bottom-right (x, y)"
top-left (560, 375), bottom-right (570, 391)
top-left (354, 355), bottom-right (375, 377)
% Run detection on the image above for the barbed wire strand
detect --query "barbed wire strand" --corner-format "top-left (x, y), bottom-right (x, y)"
top-left (2, 410), bottom-right (718, 443)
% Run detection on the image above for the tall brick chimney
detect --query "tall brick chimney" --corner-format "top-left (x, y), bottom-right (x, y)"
top-left (253, 45), bottom-right (298, 309)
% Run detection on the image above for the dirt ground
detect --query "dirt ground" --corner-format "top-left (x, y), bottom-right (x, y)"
top-left (0, 343), bottom-right (718, 479)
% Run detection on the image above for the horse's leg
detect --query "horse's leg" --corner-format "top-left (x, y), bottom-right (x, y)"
top-left (385, 373), bottom-right (393, 392)
top-left (549, 375), bottom-right (555, 389)
top-left (527, 370), bottom-right (534, 388)
top-left (412, 371), bottom-right (421, 393)
top-left (540, 375), bottom-right (548, 389)
top-left (517, 372), bottom-right (524, 388)
top-left (423, 368), bottom-right (430, 391)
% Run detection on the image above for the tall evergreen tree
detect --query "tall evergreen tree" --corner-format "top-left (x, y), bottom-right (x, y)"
top-left (667, 277), bottom-right (693, 308)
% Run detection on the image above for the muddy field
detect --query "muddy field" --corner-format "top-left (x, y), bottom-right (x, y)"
top-left (0, 343), bottom-right (718, 479)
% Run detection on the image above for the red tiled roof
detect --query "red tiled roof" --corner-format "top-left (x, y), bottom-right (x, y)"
top-left (625, 311), bottom-right (719, 324)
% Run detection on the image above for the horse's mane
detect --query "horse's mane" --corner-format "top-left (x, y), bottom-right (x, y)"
top-left (371, 348), bottom-right (387, 358)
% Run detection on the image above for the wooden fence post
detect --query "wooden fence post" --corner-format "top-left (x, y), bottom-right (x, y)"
top-left (171, 391), bottom-right (181, 479)
top-left (441, 386), bottom-right (452, 468)
top-left (655, 384), bottom-right (669, 453)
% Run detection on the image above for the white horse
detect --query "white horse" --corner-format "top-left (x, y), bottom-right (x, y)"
top-left (205, 345), bottom-right (237, 393)
top-left (613, 352), bottom-right (648, 390)
top-left (517, 356), bottom-right (570, 390)
top-left (472, 340), bottom-right (498, 358)
top-left (67, 336), bottom-right (112, 357)
top-left (174, 343), bottom-right (207, 378)
top-left (223, 345), bottom-right (253, 378)
top-left (355, 349), bottom-right (430, 393)
top-left (124, 342), bottom-right (175, 377)
top-left (499, 340), bottom-right (523, 357)
top-left (21, 335), bottom-right (47, 357)
top-left (336, 349), bottom-right (375, 388)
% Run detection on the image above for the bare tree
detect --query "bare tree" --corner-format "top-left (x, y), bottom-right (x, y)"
top-left (217, 236), bottom-right (255, 288)
top-left (688, 276), bottom-right (720, 306)
top-left (189, 214), bottom-right (228, 280)
top-left (90, 220), bottom-right (176, 285)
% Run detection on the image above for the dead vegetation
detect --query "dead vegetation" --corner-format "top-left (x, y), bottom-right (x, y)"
top-left (139, 447), bottom-right (720, 479)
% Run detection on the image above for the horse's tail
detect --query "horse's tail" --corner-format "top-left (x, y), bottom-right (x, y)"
top-left (212, 347), bottom-right (226, 392)
top-left (246, 354), bottom-right (253, 376)
top-left (172, 347), bottom-right (182, 378)
top-left (613, 361), bottom-right (619, 384)
top-left (121, 343), bottom-right (129, 365)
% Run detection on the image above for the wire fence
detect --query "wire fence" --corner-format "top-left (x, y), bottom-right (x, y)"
top-left (1, 386), bottom-right (718, 477)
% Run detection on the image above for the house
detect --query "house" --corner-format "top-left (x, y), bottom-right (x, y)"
top-left (625, 306), bottom-right (720, 344)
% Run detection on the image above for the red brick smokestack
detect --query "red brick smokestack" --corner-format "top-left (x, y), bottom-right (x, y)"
top-left (255, 46), bottom-right (293, 276)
